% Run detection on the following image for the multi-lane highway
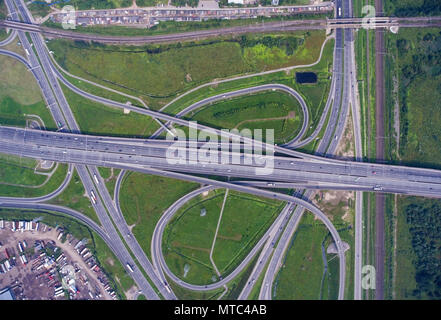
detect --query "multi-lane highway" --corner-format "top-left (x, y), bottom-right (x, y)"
top-left (254, 0), bottom-right (347, 296)
top-left (4, 125), bottom-right (441, 196)
top-left (1, 0), bottom-right (439, 301)
top-left (3, 0), bottom-right (165, 300)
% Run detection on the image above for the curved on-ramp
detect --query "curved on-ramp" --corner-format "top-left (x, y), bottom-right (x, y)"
top-left (150, 84), bottom-right (310, 146)
top-left (144, 166), bottom-right (346, 300)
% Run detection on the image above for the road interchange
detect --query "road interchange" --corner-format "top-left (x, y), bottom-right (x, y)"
top-left (0, 0), bottom-right (438, 301)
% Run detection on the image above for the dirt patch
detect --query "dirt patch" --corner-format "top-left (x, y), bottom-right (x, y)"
top-left (124, 285), bottom-right (139, 300)
top-left (392, 75), bottom-right (401, 159)
top-left (313, 190), bottom-right (354, 222)
top-left (106, 258), bottom-right (115, 267)
top-left (216, 234), bottom-right (242, 241)
top-left (234, 115), bottom-right (293, 130)
top-left (103, 168), bottom-right (115, 183)
top-left (172, 242), bottom-right (210, 254)
top-left (336, 109), bottom-right (355, 159)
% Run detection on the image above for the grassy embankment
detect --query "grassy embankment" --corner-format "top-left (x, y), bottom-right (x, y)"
top-left (119, 172), bottom-right (199, 261)
top-left (162, 188), bottom-right (283, 285)
top-left (385, 27), bottom-right (441, 299)
top-left (49, 169), bottom-right (101, 225)
top-left (60, 82), bottom-right (160, 138)
top-left (161, 37), bottom-right (334, 147)
top-left (0, 0), bottom-right (8, 41)
top-left (174, 91), bottom-right (303, 145)
top-left (273, 214), bottom-right (329, 300)
top-left (47, 31), bottom-right (327, 110)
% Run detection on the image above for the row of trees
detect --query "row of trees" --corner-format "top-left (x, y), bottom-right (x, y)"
top-left (170, 0), bottom-right (199, 8)
top-left (388, 0), bottom-right (441, 17)
top-left (397, 31), bottom-right (441, 158)
top-left (238, 34), bottom-right (303, 56)
top-left (405, 200), bottom-right (441, 298)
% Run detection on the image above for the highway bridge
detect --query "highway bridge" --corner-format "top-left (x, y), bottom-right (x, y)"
top-left (2, 126), bottom-right (441, 198)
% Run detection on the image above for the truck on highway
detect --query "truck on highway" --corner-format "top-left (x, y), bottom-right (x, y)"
top-left (90, 190), bottom-right (97, 204)
top-left (25, 48), bottom-right (29, 55)
top-left (373, 185), bottom-right (383, 191)
top-left (93, 174), bottom-right (99, 185)
top-left (338, 7), bottom-right (342, 17)
top-left (164, 283), bottom-right (171, 294)
top-left (126, 263), bottom-right (135, 273)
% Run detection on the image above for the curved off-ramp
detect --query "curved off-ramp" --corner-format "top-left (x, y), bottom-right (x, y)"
top-left (145, 166), bottom-right (346, 300)
top-left (150, 83), bottom-right (310, 146)
top-left (0, 29), bottom-right (17, 46)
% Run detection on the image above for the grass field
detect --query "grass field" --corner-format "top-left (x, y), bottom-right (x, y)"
top-left (186, 91), bottom-right (303, 144)
top-left (382, 27), bottom-right (441, 299)
top-left (0, 29), bottom-right (5, 42)
top-left (385, 28), bottom-right (441, 168)
top-left (0, 0), bottom-right (6, 20)
top-left (212, 191), bottom-right (283, 275)
top-left (166, 249), bottom-right (263, 299)
top-left (0, 53), bottom-right (48, 106)
top-left (0, 43), bottom-right (57, 131)
top-left (273, 213), bottom-right (329, 300)
top-left (59, 69), bottom-right (144, 107)
top-left (166, 273), bottom-right (225, 300)
top-left (61, 83), bottom-right (160, 138)
top-left (395, 196), bottom-right (441, 299)
top-left (105, 168), bottom-right (121, 198)
top-left (163, 188), bottom-right (283, 285)
top-left (98, 167), bottom-right (112, 180)
top-left (0, 95), bottom-right (57, 131)
top-left (0, 161), bottom-right (68, 198)
top-left (272, 210), bottom-right (350, 300)
top-left (0, 153), bottom-right (49, 187)
top-left (384, 0), bottom-right (441, 17)
top-left (49, 169), bottom-right (101, 225)
top-left (161, 38), bottom-right (334, 143)
top-left (394, 196), bottom-right (418, 299)
top-left (220, 248), bottom-right (262, 300)
top-left (119, 172), bottom-right (199, 261)
top-left (47, 31), bottom-right (326, 109)
top-left (91, 230), bottom-right (135, 297)
top-left (164, 189), bottom-right (225, 285)
top-left (314, 189), bottom-right (355, 297)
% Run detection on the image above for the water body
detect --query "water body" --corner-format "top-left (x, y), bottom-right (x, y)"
top-left (295, 72), bottom-right (318, 84)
